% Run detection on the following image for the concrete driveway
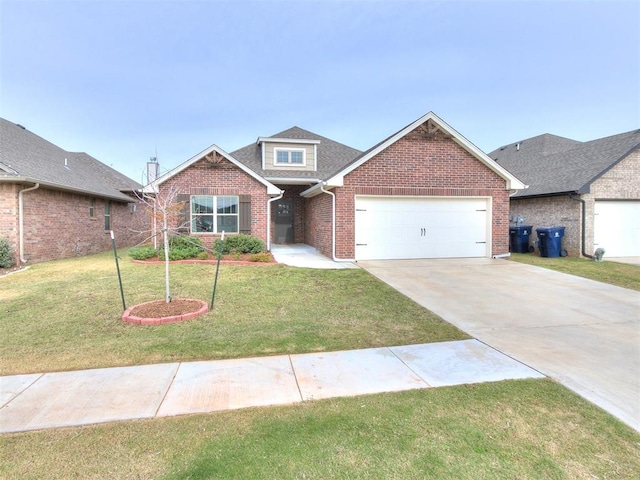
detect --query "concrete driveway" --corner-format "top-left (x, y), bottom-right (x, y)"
top-left (359, 258), bottom-right (640, 432)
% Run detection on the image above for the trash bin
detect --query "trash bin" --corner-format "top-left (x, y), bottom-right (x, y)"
top-left (536, 226), bottom-right (566, 258)
top-left (509, 225), bottom-right (533, 253)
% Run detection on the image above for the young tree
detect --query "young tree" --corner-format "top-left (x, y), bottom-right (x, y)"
top-left (135, 184), bottom-right (187, 303)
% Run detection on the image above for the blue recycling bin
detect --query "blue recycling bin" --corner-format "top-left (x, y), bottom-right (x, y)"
top-left (509, 225), bottom-right (533, 253)
top-left (536, 226), bottom-right (565, 258)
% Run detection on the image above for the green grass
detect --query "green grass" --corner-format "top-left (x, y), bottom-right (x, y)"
top-left (0, 251), bottom-right (466, 375)
top-left (508, 253), bottom-right (640, 291)
top-left (2, 379), bottom-right (638, 479)
top-left (2, 252), bottom-right (639, 478)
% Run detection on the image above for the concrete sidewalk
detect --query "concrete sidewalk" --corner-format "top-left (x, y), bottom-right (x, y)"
top-left (0, 340), bottom-right (543, 433)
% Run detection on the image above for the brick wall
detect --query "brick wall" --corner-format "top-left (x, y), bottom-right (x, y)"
top-left (304, 193), bottom-right (333, 257)
top-left (509, 196), bottom-right (581, 256)
top-left (0, 183), bottom-right (19, 263)
top-left (1, 183), bottom-right (147, 264)
top-left (309, 127), bottom-right (511, 259)
top-left (157, 158), bottom-right (271, 250)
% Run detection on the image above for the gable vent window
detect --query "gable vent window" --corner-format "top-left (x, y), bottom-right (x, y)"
top-left (275, 148), bottom-right (305, 165)
top-left (191, 195), bottom-right (239, 234)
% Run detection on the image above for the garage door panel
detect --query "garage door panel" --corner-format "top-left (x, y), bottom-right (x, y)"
top-left (355, 196), bottom-right (489, 260)
top-left (594, 201), bottom-right (640, 257)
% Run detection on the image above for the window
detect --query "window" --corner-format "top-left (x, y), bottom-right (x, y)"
top-left (275, 148), bottom-right (305, 165)
top-left (104, 200), bottom-right (111, 230)
top-left (89, 198), bottom-right (95, 218)
top-left (191, 195), bottom-right (239, 234)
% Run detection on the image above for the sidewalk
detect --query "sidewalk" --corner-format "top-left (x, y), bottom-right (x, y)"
top-left (1, 339), bottom-right (543, 433)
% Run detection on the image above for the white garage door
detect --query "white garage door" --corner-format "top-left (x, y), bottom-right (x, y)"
top-left (594, 201), bottom-right (640, 257)
top-left (355, 196), bottom-right (490, 260)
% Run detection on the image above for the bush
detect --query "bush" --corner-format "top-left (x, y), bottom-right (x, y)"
top-left (214, 234), bottom-right (265, 255)
top-left (0, 237), bottom-right (15, 268)
top-left (128, 246), bottom-right (157, 260)
top-left (250, 252), bottom-right (272, 263)
top-left (157, 235), bottom-right (205, 261)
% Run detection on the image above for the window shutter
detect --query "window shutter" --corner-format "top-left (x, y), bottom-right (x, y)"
top-left (239, 195), bottom-right (251, 234)
top-left (176, 194), bottom-right (190, 233)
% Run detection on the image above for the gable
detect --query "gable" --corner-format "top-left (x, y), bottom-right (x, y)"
top-left (344, 125), bottom-right (506, 189)
top-left (145, 144), bottom-right (281, 195)
top-left (301, 112), bottom-right (525, 197)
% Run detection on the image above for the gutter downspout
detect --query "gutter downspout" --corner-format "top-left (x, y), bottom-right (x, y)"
top-left (19, 183), bottom-right (40, 263)
top-left (570, 194), bottom-right (594, 259)
top-left (319, 183), bottom-right (356, 262)
top-left (266, 190), bottom-right (285, 251)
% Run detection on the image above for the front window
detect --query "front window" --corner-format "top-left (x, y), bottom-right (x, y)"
top-left (191, 195), bottom-right (238, 234)
top-left (275, 148), bottom-right (305, 165)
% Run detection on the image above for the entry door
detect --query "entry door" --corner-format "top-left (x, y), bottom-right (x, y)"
top-left (355, 196), bottom-right (489, 260)
top-left (275, 199), bottom-right (294, 243)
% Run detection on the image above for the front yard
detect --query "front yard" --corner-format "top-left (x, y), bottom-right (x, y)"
top-left (1, 251), bottom-right (639, 479)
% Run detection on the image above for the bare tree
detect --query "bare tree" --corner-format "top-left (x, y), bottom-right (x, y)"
top-left (133, 184), bottom-right (187, 303)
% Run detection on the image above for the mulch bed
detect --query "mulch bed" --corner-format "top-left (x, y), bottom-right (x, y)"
top-left (132, 252), bottom-right (276, 266)
top-left (129, 299), bottom-right (205, 318)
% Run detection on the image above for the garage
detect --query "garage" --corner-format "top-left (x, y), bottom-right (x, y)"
top-left (355, 196), bottom-right (490, 260)
top-left (594, 200), bottom-right (640, 257)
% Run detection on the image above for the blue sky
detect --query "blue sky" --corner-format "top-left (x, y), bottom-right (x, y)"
top-left (1, 0), bottom-right (638, 184)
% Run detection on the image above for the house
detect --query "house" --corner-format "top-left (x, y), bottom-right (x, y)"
top-left (490, 129), bottom-right (640, 258)
top-left (146, 112), bottom-right (525, 261)
top-left (0, 118), bottom-right (147, 264)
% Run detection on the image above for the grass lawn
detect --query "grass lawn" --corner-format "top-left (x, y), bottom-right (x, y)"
top-left (2, 379), bottom-right (638, 479)
top-left (2, 251), bottom-right (639, 479)
top-left (0, 251), bottom-right (466, 375)
top-left (508, 253), bottom-right (640, 291)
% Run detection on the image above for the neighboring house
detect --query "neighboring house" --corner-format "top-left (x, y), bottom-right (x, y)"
top-left (0, 118), bottom-right (147, 264)
top-left (490, 129), bottom-right (640, 258)
top-left (147, 112), bottom-right (525, 261)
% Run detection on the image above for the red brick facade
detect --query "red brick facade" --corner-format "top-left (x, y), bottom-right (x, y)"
top-left (304, 127), bottom-right (511, 259)
top-left (0, 183), bottom-right (147, 264)
top-left (157, 158), bottom-right (271, 250)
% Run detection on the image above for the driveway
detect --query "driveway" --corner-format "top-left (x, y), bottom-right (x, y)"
top-left (359, 258), bottom-right (640, 432)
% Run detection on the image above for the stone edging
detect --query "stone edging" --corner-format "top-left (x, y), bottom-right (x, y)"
top-left (121, 298), bottom-right (209, 326)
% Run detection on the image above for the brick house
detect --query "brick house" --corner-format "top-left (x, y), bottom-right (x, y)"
top-left (490, 130), bottom-right (640, 258)
top-left (147, 112), bottom-right (525, 261)
top-left (0, 118), bottom-right (147, 265)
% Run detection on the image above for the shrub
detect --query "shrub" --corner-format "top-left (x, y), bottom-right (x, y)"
top-left (157, 235), bottom-right (205, 261)
top-left (128, 246), bottom-right (157, 260)
top-left (0, 237), bottom-right (15, 268)
top-left (196, 252), bottom-right (210, 260)
top-left (215, 234), bottom-right (265, 255)
top-left (250, 252), bottom-right (272, 263)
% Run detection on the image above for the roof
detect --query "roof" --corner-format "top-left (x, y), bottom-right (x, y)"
top-left (232, 126), bottom-right (362, 183)
top-left (302, 111), bottom-right (527, 197)
top-left (144, 144), bottom-right (282, 195)
top-left (490, 129), bottom-right (640, 197)
top-left (0, 118), bottom-right (140, 202)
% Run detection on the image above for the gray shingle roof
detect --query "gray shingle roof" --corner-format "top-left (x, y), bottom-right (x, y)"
top-left (489, 130), bottom-right (640, 197)
top-left (231, 126), bottom-right (362, 182)
top-left (0, 118), bottom-right (140, 202)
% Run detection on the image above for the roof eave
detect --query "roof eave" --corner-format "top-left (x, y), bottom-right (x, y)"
top-left (0, 177), bottom-right (135, 202)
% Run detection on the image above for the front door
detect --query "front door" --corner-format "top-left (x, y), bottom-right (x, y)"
top-left (275, 199), bottom-right (294, 243)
